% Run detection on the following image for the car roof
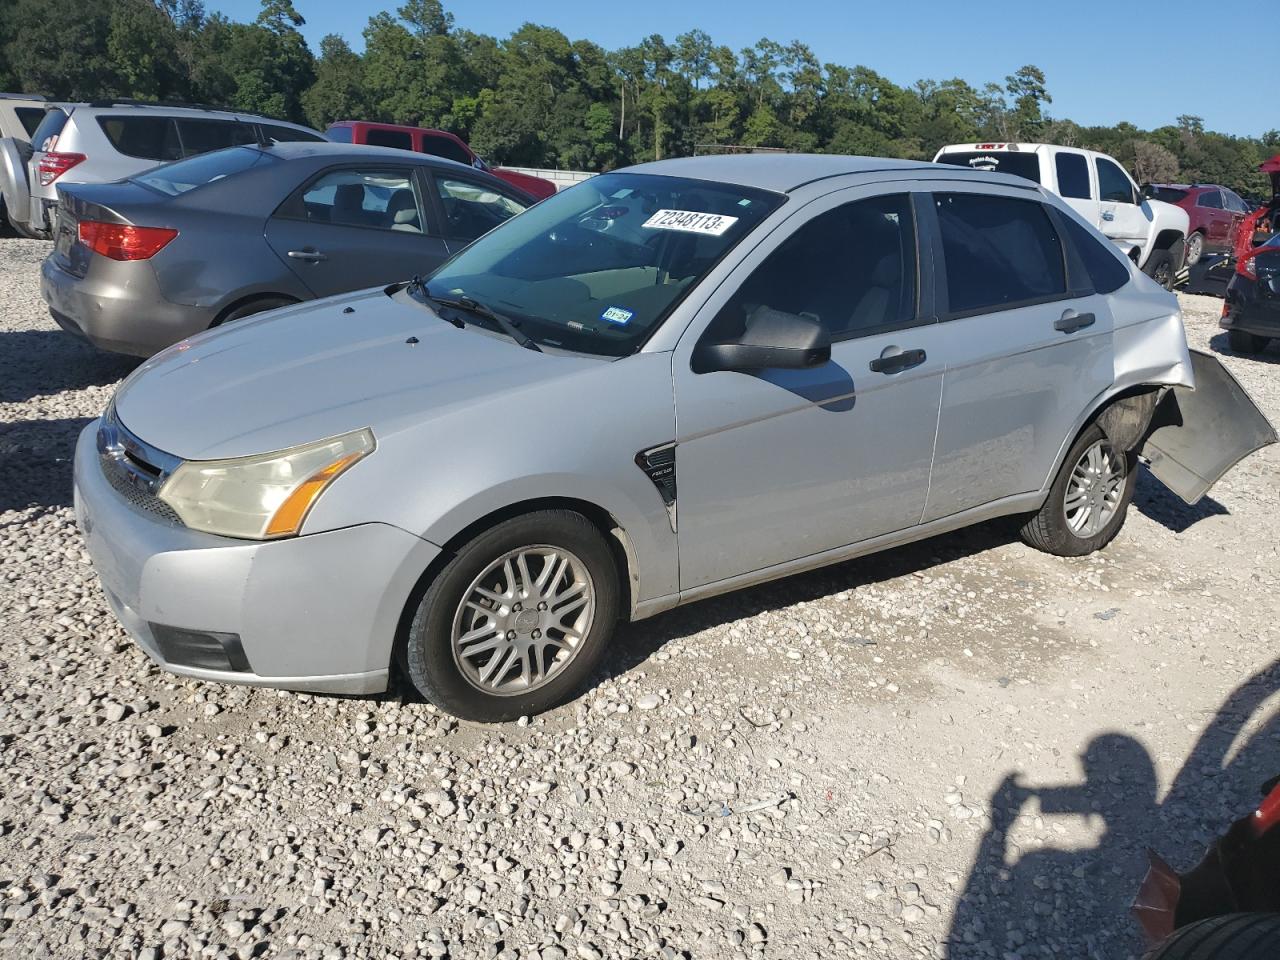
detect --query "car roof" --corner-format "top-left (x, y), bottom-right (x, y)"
top-left (71, 102), bottom-right (314, 127)
top-left (621, 153), bottom-right (1030, 193)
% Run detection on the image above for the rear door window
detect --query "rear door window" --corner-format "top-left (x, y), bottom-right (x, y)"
top-left (934, 151), bottom-right (1042, 184)
top-left (1054, 152), bottom-right (1091, 200)
top-left (433, 176), bottom-right (528, 241)
top-left (1196, 190), bottom-right (1223, 209)
top-left (421, 133), bottom-right (474, 166)
top-left (934, 192), bottom-right (1067, 315)
top-left (1095, 158), bottom-right (1136, 203)
top-left (16, 107), bottom-right (45, 138)
top-left (296, 168), bottom-right (426, 233)
top-left (98, 116), bottom-right (182, 161)
top-left (364, 128), bottom-right (413, 150)
top-left (177, 119), bottom-right (256, 157)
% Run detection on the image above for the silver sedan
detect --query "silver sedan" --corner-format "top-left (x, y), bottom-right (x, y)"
top-left (74, 154), bottom-right (1276, 721)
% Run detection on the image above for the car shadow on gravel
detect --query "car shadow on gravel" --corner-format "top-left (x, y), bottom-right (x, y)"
top-left (1132, 469), bottom-right (1228, 534)
top-left (602, 519), bottom-right (1016, 683)
top-left (0, 330), bottom-right (139, 404)
top-left (1208, 332), bottom-right (1280, 366)
top-left (0, 416), bottom-right (94, 512)
top-left (947, 658), bottom-right (1280, 958)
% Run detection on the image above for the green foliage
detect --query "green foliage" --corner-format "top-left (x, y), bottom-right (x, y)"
top-left (0, 0), bottom-right (1271, 193)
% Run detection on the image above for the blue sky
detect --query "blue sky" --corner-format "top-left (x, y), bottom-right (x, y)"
top-left (211, 0), bottom-right (1265, 139)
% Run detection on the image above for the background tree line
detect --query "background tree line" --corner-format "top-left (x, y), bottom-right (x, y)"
top-left (2, 0), bottom-right (1275, 195)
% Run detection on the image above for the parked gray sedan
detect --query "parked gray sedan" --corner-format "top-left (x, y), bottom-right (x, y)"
top-left (42, 141), bottom-right (533, 355)
top-left (74, 155), bottom-right (1276, 722)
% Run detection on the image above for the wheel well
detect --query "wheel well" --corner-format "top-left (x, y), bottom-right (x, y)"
top-left (390, 498), bottom-right (636, 672)
top-left (211, 292), bottom-right (300, 327)
top-left (1153, 229), bottom-right (1184, 251)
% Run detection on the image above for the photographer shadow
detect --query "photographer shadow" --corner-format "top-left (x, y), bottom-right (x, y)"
top-left (946, 659), bottom-right (1280, 958)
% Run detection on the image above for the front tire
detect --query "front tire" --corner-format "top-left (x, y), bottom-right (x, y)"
top-left (403, 510), bottom-right (620, 722)
top-left (1020, 424), bottom-right (1136, 557)
top-left (1228, 328), bottom-right (1270, 354)
top-left (1143, 249), bottom-right (1175, 290)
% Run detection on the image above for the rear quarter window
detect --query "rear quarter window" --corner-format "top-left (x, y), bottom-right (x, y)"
top-left (16, 107), bottom-right (45, 138)
top-left (935, 151), bottom-right (1042, 184)
top-left (1058, 214), bottom-right (1130, 294)
top-left (98, 116), bottom-right (183, 161)
top-left (31, 109), bottom-right (70, 152)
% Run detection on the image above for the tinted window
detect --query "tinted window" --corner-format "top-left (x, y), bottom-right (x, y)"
top-left (425, 172), bottom-right (782, 357)
top-left (1054, 153), bottom-right (1091, 200)
top-left (31, 109), bottom-right (69, 152)
top-left (178, 119), bottom-right (256, 157)
top-left (260, 123), bottom-right (324, 143)
top-left (325, 125), bottom-right (354, 144)
top-left (708, 194), bottom-right (916, 343)
top-left (1196, 190), bottom-right (1223, 209)
top-left (434, 177), bottom-right (527, 241)
top-left (935, 151), bottom-right (1041, 184)
top-left (300, 168), bottom-right (424, 232)
top-left (1095, 158), bottom-right (1135, 203)
top-left (1223, 191), bottom-right (1248, 213)
top-left (1058, 214), bottom-right (1130, 295)
top-left (134, 146), bottom-right (277, 197)
top-left (16, 107), bottom-right (44, 138)
top-left (1150, 186), bottom-right (1188, 204)
top-left (364, 128), bottom-right (413, 150)
top-left (421, 133), bottom-right (473, 165)
top-left (98, 116), bottom-right (182, 161)
top-left (935, 193), bottom-right (1066, 314)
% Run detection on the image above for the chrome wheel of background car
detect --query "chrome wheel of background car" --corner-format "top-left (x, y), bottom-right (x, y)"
top-left (1062, 439), bottom-right (1125, 538)
top-left (1185, 232), bottom-right (1205, 266)
top-left (450, 545), bottom-right (596, 696)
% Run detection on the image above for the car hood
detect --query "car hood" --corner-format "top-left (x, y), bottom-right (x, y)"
top-left (112, 287), bottom-right (603, 460)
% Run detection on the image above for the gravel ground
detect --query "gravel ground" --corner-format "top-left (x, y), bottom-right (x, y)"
top-left (1, 235), bottom-right (1277, 960)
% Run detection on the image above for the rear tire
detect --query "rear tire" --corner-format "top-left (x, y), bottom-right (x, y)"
top-left (1019, 423), bottom-right (1136, 557)
top-left (403, 510), bottom-right (620, 722)
top-left (1142, 913), bottom-right (1280, 960)
top-left (212, 296), bottom-right (297, 328)
top-left (1185, 231), bottom-right (1206, 267)
top-left (1144, 249), bottom-right (1175, 290)
top-left (1228, 329), bottom-right (1270, 354)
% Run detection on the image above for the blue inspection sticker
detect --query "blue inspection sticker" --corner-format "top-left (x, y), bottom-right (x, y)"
top-left (601, 306), bottom-right (634, 326)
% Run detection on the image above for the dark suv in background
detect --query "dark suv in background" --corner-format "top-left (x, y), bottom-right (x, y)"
top-left (1146, 183), bottom-right (1251, 265)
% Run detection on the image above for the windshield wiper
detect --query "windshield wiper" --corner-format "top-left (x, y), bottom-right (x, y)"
top-left (429, 293), bottom-right (543, 353)
top-left (401, 276), bottom-right (464, 329)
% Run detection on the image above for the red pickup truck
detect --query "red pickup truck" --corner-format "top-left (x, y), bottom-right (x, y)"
top-left (326, 121), bottom-right (557, 200)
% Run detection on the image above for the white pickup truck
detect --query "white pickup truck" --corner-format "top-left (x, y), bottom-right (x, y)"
top-left (934, 142), bottom-right (1189, 288)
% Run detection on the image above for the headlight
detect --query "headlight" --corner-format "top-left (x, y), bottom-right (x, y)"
top-left (158, 429), bottom-right (375, 540)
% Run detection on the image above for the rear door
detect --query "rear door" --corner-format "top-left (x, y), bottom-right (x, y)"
top-left (922, 186), bottom-right (1116, 520)
top-left (1094, 156), bottom-right (1147, 248)
top-left (265, 164), bottom-right (449, 296)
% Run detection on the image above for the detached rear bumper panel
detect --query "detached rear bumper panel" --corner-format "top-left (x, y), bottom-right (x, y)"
top-left (1141, 350), bottom-right (1278, 505)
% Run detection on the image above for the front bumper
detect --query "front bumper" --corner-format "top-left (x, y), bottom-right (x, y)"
top-left (42, 255), bottom-right (217, 357)
top-left (73, 422), bottom-right (440, 695)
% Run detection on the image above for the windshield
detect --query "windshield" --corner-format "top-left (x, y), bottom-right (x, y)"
top-left (935, 151), bottom-right (1042, 184)
top-left (134, 146), bottom-right (277, 197)
top-left (425, 172), bottom-right (784, 357)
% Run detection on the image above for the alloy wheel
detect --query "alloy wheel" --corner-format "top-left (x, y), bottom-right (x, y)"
top-left (1062, 439), bottom-right (1125, 538)
top-left (450, 545), bottom-right (596, 696)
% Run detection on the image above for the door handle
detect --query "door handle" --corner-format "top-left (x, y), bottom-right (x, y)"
top-left (869, 347), bottom-right (926, 374)
top-left (1100, 211), bottom-right (1115, 222)
top-left (287, 248), bottom-right (328, 262)
top-left (1054, 310), bottom-right (1096, 334)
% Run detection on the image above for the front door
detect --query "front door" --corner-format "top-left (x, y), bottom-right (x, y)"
top-left (671, 187), bottom-right (945, 590)
top-left (266, 164), bottom-right (450, 297)
top-left (1094, 156), bottom-right (1148, 250)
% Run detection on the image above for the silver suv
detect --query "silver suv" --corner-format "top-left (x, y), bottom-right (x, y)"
top-left (0, 93), bottom-right (51, 236)
top-left (19, 100), bottom-right (324, 236)
top-left (73, 155), bottom-right (1276, 722)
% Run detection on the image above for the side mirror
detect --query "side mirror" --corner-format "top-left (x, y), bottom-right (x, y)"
top-left (1139, 183), bottom-right (1155, 200)
top-left (693, 307), bottom-right (832, 374)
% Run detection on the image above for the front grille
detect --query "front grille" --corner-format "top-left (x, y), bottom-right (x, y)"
top-left (100, 454), bottom-right (182, 523)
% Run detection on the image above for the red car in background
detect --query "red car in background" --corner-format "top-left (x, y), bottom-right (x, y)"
top-left (1146, 182), bottom-right (1252, 265)
top-left (326, 121), bottom-right (557, 200)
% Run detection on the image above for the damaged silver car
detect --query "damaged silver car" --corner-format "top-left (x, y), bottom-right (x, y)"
top-left (74, 155), bottom-right (1276, 722)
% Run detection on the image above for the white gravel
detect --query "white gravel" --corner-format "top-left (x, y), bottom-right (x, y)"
top-left (1, 236), bottom-right (1278, 960)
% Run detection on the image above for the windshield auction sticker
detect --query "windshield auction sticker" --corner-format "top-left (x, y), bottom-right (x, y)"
top-left (642, 209), bottom-right (739, 236)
